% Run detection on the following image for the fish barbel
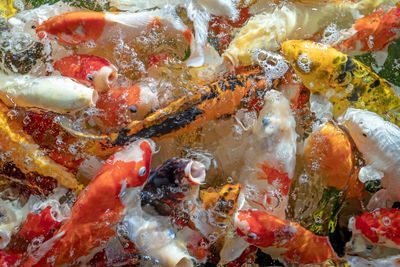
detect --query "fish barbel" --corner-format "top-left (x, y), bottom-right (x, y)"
top-left (282, 40), bottom-right (400, 126)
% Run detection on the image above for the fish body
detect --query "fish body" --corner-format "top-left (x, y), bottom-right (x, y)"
top-left (348, 208), bottom-right (400, 251)
top-left (0, 73), bottom-right (97, 113)
top-left (25, 139), bottom-right (154, 266)
top-left (53, 55), bottom-right (118, 92)
top-left (234, 209), bottom-right (336, 264)
top-left (239, 90), bottom-right (296, 219)
top-left (282, 40), bottom-right (400, 126)
top-left (36, 10), bottom-right (203, 67)
top-left (334, 6), bottom-right (400, 54)
top-left (304, 122), bottom-right (355, 189)
top-left (110, 68), bottom-right (265, 145)
top-left (341, 108), bottom-right (400, 207)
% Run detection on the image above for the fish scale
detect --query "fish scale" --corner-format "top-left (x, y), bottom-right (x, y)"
top-left (282, 40), bottom-right (400, 127)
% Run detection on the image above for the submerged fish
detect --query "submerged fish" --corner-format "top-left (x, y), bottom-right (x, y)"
top-left (341, 108), bottom-right (400, 209)
top-left (53, 54), bottom-right (118, 92)
top-left (334, 5), bottom-right (400, 54)
top-left (24, 139), bottom-right (154, 266)
top-left (234, 209), bottom-right (336, 265)
top-left (282, 40), bottom-right (400, 126)
top-left (35, 10), bottom-right (203, 66)
top-left (240, 89), bottom-right (296, 219)
top-left (0, 102), bottom-right (83, 192)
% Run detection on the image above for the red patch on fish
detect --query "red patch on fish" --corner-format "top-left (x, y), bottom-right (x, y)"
top-left (256, 163), bottom-right (291, 196)
top-left (54, 55), bottom-right (114, 89)
top-left (19, 206), bottom-right (62, 241)
top-left (354, 208), bottom-right (400, 246)
top-left (340, 6), bottom-right (400, 52)
top-left (235, 210), bottom-right (336, 264)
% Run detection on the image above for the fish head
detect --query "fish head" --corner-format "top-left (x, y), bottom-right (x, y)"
top-left (36, 11), bottom-right (106, 46)
top-left (54, 55), bottom-right (118, 92)
top-left (234, 209), bottom-right (290, 248)
top-left (340, 108), bottom-right (379, 156)
top-left (281, 40), bottom-right (346, 93)
top-left (108, 139), bottom-right (155, 188)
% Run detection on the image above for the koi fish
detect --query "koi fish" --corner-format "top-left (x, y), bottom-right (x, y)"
top-left (110, 68), bottom-right (266, 145)
top-left (24, 139), bottom-right (155, 266)
top-left (223, 0), bottom-right (391, 67)
top-left (234, 209), bottom-right (337, 265)
top-left (239, 90), bottom-right (296, 219)
top-left (0, 73), bottom-right (97, 113)
top-left (141, 157), bottom-right (206, 216)
top-left (304, 122), bottom-right (355, 190)
top-left (53, 55), bottom-right (118, 92)
top-left (340, 108), bottom-right (400, 209)
top-left (281, 40), bottom-right (400, 127)
top-left (35, 10), bottom-right (203, 67)
top-left (334, 6), bottom-right (400, 54)
top-left (95, 83), bottom-right (158, 127)
top-left (348, 208), bottom-right (400, 252)
top-left (0, 102), bottom-right (83, 192)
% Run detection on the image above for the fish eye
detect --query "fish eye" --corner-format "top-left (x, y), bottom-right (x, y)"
top-left (362, 133), bottom-right (367, 137)
top-left (138, 167), bottom-right (146, 176)
top-left (87, 74), bottom-right (94, 81)
top-left (129, 105), bottom-right (137, 113)
top-left (31, 25), bottom-right (36, 29)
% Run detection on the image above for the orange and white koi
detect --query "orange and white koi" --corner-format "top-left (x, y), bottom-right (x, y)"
top-left (234, 209), bottom-right (337, 265)
top-left (24, 139), bottom-right (155, 266)
top-left (0, 73), bottom-right (97, 113)
top-left (348, 208), bottom-right (400, 252)
top-left (53, 54), bottom-right (118, 92)
top-left (239, 90), bottom-right (296, 219)
top-left (35, 10), bottom-right (203, 67)
top-left (334, 6), bottom-right (400, 54)
top-left (340, 108), bottom-right (400, 209)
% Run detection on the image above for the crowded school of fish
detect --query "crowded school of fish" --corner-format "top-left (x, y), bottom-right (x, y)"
top-left (0, 0), bottom-right (400, 266)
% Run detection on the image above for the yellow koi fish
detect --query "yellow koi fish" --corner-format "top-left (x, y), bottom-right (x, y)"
top-left (282, 40), bottom-right (400, 126)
